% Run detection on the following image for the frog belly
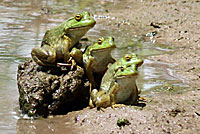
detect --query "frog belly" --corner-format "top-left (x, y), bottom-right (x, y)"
top-left (93, 49), bottom-right (114, 73)
top-left (114, 75), bottom-right (138, 103)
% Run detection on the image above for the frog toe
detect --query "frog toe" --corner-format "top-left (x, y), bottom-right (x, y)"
top-left (89, 98), bottom-right (95, 108)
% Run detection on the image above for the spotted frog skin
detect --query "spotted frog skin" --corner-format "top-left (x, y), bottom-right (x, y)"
top-left (90, 53), bottom-right (143, 108)
top-left (83, 36), bottom-right (116, 87)
top-left (31, 12), bottom-right (96, 66)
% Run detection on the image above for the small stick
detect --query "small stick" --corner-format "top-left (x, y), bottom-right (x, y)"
top-left (57, 62), bottom-right (71, 66)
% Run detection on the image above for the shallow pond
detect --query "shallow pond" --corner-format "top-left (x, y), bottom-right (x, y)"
top-left (0, 0), bottom-right (186, 133)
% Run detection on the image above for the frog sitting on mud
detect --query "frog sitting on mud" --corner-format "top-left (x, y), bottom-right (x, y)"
top-left (31, 12), bottom-right (96, 66)
top-left (89, 53), bottom-right (143, 108)
top-left (83, 36), bottom-right (116, 87)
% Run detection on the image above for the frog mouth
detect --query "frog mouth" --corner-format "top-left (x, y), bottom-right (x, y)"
top-left (115, 73), bottom-right (138, 79)
top-left (92, 46), bottom-right (116, 51)
top-left (68, 23), bottom-right (96, 30)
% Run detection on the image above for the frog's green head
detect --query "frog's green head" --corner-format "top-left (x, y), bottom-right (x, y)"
top-left (64, 11), bottom-right (96, 45)
top-left (66, 12), bottom-right (96, 30)
top-left (114, 53), bottom-right (143, 78)
top-left (88, 36), bottom-right (116, 54)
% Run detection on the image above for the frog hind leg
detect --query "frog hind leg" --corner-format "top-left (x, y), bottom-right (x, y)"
top-left (31, 45), bottom-right (56, 66)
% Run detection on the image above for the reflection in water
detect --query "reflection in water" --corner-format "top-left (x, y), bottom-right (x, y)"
top-left (0, 0), bottom-right (185, 133)
top-left (137, 59), bottom-right (185, 92)
top-left (17, 116), bottom-right (78, 134)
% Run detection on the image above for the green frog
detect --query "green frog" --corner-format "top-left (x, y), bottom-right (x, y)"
top-left (89, 53), bottom-right (143, 108)
top-left (31, 12), bottom-right (96, 66)
top-left (83, 36), bottom-right (116, 87)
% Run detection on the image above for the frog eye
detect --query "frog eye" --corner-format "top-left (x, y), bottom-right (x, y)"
top-left (75, 14), bottom-right (82, 21)
top-left (97, 38), bottom-right (104, 44)
top-left (124, 54), bottom-right (132, 61)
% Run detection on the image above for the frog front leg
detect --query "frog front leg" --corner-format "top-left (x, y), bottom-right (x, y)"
top-left (62, 35), bottom-right (71, 63)
top-left (70, 47), bottom-right (83, 65)
top-left (57, 35), bottom-right (75, 69)
top-left (31, 45), bottom-right (56, 66)
top-left (86, 56), bottom-right (97, 88)
top-left (60, 36), bottom-right (83, 69)
top-left (109, 82), bottom-right (122, 107)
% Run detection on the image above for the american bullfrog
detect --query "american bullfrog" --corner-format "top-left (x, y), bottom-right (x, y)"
top-left (89, 53), bottom-right (143, 108)
top-left (83, 36), bottom-right (116, 87)
top-left (31, 12), bottom-right (96, 66)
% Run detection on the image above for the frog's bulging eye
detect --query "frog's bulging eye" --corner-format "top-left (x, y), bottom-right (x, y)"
top-left (124, 54), bottom-right (132, 61)
top-left (75, 14), bottom-right (82, 21)
top-left (98, 38), bottom-right (103, 44)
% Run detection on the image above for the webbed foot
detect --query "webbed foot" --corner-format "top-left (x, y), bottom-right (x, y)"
top-left (111, 104), bottom-right (126, 108)
top-left (138, 96), bottom-right (147, 102)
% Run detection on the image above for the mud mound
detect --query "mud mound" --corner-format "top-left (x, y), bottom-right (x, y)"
top-left (17, 60), bottom-right (89, 117)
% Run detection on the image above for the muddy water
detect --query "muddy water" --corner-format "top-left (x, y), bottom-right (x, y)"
top-left (0, 0), bottom-right (185, 133)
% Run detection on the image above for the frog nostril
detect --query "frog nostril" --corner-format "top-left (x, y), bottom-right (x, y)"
top-left (127, 65), bottom-right (131, 67)
top-left (111, 37), bottom-right (115, 41)
top-left (121, 66), bottom-right (126, 71)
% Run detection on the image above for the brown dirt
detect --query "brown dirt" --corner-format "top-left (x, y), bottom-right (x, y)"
top-left (61, 0), bottom-right (200, 133)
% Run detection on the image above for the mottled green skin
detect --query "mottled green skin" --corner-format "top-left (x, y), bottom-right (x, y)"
top-left (83, 36), bottom-right (116, 87)
top-left (90, 53), bottom-right (143, 108)
top-left (31, 12), bottom-right (96, 66)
